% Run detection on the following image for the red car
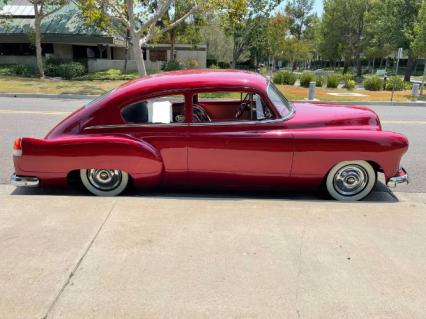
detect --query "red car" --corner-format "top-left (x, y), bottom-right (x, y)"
top-left (11, 70), bottom-right (408, 200)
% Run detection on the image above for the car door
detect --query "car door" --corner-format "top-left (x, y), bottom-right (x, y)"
top-left (87, 93), bottom-right (189, 186)
top-left (187, 92), bottom-right (294, 188)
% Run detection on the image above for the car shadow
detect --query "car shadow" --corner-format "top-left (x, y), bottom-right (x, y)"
top-left (10, 181), bottom-right (399, 203)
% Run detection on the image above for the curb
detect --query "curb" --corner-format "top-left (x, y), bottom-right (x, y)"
top-left (293, 100), bottom-right (426, 107)
top-left (0, 92), bottom-right (425, 107)
top-left (0, 93), bottom-right (97, 99)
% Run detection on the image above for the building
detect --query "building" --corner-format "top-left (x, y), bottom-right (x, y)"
top-left (0, 0), bottom-right (207, 72)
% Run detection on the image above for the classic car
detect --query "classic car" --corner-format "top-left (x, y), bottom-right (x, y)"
top-left (11, 69), bottom-right (409, 200)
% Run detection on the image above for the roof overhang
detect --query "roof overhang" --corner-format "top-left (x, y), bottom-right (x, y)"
top-left (0, 33), bottom-right (125, 46)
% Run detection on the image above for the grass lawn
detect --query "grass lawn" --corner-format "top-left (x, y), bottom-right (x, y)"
top-left (0, 76), bottom-right (127, 95)
top-left (279, 85), bottom-right (418, 103)
top-left (0, 75), bottom-right (422, 102)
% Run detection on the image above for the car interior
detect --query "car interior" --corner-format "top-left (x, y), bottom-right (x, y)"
top-left (120, 92), bottom-right (274, 124)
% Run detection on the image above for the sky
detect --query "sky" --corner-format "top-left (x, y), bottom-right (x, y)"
top-left (314, 0), bottom-right (324, 15)
top-left (276, 0), bottom-right (324, 16)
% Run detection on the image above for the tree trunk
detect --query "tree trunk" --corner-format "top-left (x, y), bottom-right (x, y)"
top-left (231, 37), bottom-right (238, 69)
top-left (343, 60), bottom-right (349, 74)
top-left (126, 0), bottom-right (146, 76)
top-left (170, 29), bottom-right (176, 61)
top-left (356, 54), bottom-right (362, 77)
top-left (123, 29), bottom-right (129, 74)
top-left (33, 3), bottom-right (44, 78)
top-left (404, 53), bottom-right (416, 82)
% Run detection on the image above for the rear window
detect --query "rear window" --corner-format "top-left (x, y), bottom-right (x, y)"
top-left (121, 95), bottom-right (185, 124)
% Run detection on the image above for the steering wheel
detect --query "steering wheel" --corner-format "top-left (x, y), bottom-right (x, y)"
top-left (193, 104), bottom-right (212, 122)
top-left (235, 93), bottom-right (252, 119)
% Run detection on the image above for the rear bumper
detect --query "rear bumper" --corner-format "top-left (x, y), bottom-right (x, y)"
top-left (387, 167), bottom-right (408, 188)
top-left (10, 174), bottom-right (39, 187)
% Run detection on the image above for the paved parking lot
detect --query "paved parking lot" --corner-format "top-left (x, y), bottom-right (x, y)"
top-left (1, 186), bottom-right (425, 318)
top-left (1, 97), bottom-right (426, 318)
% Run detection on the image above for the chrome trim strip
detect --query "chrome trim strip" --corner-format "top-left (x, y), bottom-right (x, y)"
top-left (10, 174), bottom-right (39, 187)
top-left (387, 167), bottom-right (409, 188)
top-left (84, 123), bottom-right (189, 130)
top-left (84, 118), bottom-right (287, 130)
top-left (188, 118), bottom-right (285, 126)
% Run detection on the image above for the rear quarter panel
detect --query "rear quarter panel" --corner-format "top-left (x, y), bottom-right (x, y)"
top-left (14, 135), bottom-right (163, 187)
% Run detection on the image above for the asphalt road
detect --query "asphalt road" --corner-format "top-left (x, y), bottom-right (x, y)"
top-left (0, 96), bottom-right (425, 193)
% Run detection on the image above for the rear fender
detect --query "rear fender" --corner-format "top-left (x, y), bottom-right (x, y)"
top-left (15, 135), bottom-right (163, 187)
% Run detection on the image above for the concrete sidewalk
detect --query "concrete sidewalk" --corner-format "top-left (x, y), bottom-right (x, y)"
top-left (0, 187), bottom-right (425, 318)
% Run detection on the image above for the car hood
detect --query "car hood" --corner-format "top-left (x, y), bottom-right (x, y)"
top-left (286, 102), bottom-right (382, 130)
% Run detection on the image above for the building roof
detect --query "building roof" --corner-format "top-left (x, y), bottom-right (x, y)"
top-left (0, 0), bottom-right (125, 46)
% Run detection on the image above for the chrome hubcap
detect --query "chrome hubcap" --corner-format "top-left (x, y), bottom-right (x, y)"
top-left (87, 169), bottom-right (122, 191)
top-left (333, 165), bottom-right (368, 196)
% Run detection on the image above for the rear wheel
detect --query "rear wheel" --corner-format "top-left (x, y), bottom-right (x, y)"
top-left (80, 169), bottom-right (128, 196)
top-left (326, 161), bottom-right (376, 201)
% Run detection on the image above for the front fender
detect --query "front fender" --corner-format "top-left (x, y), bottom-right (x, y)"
top-left (291, 130), bottom-right (409, 180)
top-left (15, 135), bottom-right (163, 187)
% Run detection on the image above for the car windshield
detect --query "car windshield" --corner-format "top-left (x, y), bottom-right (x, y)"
top-left (267, 83), bottom-right (293, 118)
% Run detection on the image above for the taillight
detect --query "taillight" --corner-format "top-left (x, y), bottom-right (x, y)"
top-left (13, 138), bottom-right (22, 156)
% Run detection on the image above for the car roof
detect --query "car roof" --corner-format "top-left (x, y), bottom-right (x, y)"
top-left (111, 69), bottom-right (269, 98)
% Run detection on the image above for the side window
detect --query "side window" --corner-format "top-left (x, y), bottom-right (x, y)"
top-left (121, 95), bottom-right (185, 124)
top-left (193, 91), bottom-right (274, 123)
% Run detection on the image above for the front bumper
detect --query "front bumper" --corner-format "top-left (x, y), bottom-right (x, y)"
top-left (387, 167), bottom-right (409, 188)
top-left (10, 174), bottom-right (39, 187)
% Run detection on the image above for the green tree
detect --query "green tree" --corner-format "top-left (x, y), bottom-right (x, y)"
top-left (220, 0), bottom-right (280, 68)
top-left (285, 0), bottom-right (315, 40)
top-left (320, 0), bottom-right (372, 76)
top-left (370, 0), bottom-right (423, 81)
top-left (263, 14), bottom-right (288, 70)
top-left (412, 0), bottom-right (426, 94)
top-left (285, 0), bottom-right (316, 70)
top-left (80, 0), bottom-right (210, 76)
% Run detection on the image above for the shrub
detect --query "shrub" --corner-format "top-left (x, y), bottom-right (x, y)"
top-left (316, 76), bottom-right (325, 87)
top-left (344, 79), bottom-right (356, 90)
top-left (273, 71), bottom-right (297, 85)
top-left (299, 72), bottom-right (315, 88)
top-left (363, 76), bottom-right (384, 91)
top-left (282, 71), bottom-right (297, 85)
top-left (341, 72), bottom-right (354, 83)
top-left (11, 64), bottom-right (38, 77)
top-left (208, 64), bottom-right (220, 69)
top-left (186, 58), bottom-right (199, 69)
top-left (272, 72), bottom-right (284, 84)
top-left (218, 61), bottom-right (230, 68)
top-left (326, 74), bottom-right (340, 88)
top-left (385, 76), bottom-right (408, 91)
top-left (45, 56), bottom-right (62, 66)
top-left (56, 62), bottom-right (86, 79)
top-left (162, 60), bottom-right (181, 71)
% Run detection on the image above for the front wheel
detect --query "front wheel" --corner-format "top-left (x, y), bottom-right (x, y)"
top-left (80, 169), bottom-right (129, 196)
top-left (326, 161), bottom-right (376, 201)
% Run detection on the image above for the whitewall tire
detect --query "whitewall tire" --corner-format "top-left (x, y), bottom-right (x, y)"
top-left (80, 169), bottom-right (129, 196)
top-left (326, 161), bottom-right (376, 201)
